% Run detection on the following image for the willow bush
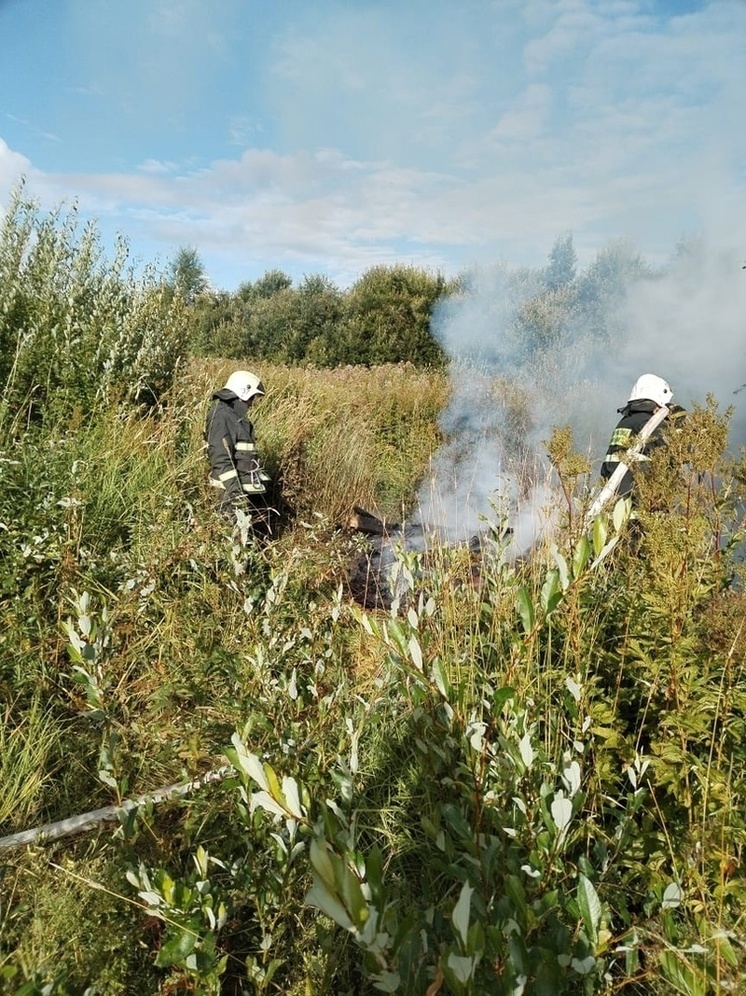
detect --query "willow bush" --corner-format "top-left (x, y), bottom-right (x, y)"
top-left (0, 185), bottom-right (185, 434)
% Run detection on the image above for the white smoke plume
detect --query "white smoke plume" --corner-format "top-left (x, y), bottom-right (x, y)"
top-left (411, 242), bottom-right (746, 553)
top-left (616, 250), bottom-right (746, 443)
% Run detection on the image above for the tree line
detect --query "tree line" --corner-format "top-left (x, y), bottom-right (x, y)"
top-left (171, 253), bottom-right (452, 368)
top-left (169, 230), bottom-right (687, 370)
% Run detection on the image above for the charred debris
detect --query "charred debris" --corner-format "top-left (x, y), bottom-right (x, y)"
top-left (346, 505), bottom-right (510, 610)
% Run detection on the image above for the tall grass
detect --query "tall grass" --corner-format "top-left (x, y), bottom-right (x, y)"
top-left (189, 359), bottom-right (446, 521)
top-left (0, 698), bottom-right (62, 830)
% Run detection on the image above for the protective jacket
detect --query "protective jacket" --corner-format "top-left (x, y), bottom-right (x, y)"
top-left (205, 389), bottom-right (267, 504)
top-left (600, 399), bottom-right (666, 498)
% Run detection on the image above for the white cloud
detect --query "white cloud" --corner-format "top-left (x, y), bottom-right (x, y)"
top-left (5, 114), bottom-right (60, 145)
top-left (137, 159), bottom-right (180, 175)
top-left (0, 0), bottom-right (743, 289)
top-left (488, 84), bottom-right (554, 144)
top-left (523, 0), bottom-right (604, 76)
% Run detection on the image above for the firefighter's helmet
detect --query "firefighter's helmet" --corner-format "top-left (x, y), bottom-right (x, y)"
top-left (224, 370), bottom-right (265, 402)
top-left (627, 373), bottom-right (673, 408)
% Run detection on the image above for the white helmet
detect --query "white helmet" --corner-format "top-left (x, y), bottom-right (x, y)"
top-left (224, 370), bottom-right (265, 402)
top-left (628, 373), bottom-right (673, 408)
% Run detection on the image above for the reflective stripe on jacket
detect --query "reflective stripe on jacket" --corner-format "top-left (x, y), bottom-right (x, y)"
top-left (600, 400), bottom-right (663, 497)
top-left (603, 426), bottom-right (652, 466)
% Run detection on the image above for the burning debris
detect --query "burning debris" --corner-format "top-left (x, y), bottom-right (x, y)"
top-left (347, 505), bottom-right (516, 610)
top-left (347, 506), bottom-right (400, 609)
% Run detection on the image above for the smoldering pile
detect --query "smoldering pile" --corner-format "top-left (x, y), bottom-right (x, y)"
top-left (346, 506), bottom-right (495, 609)
top-left (344, 379), bottom-right (560, 610)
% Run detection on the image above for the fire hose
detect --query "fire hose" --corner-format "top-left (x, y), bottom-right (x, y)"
top-left (0, 767), bottom-right (232, 852)
top-left (585, 404), bottom-right (671, 523)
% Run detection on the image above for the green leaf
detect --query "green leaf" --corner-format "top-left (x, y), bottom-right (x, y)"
top-left (504, 874), bottom-right (528, 928)
top-left (492, 686), bottom-right (515, 713)
top-left (305, 879), bottom-right (355, 932)
top-left (138, 890), bottom-right (164, 908)
top-left (592, 515), bottom-right (607, 558)
top-left (281, 775), bottom-right (305, 818)
top-left (261, 959), bottom-right (283, 989)
top-left (338, 860), bottom-right (369, 929)
top-left (551, 545), bottom-right (570, 589)
top-left (228, 734), bottom-right (269, 791)
top-left (160, 870), bottom-right (176, 905)
top-left (98, 769), bottom-right (118, 789)
top-left (446, 952), bottom-right (478, 985)
top-left (659, 950), bottom-right (706, 996)
top-left (155, 928), bottom-right (198, 967)
top-left (516, 586), bottom-right (535, 634)
top-left (577, 874), bottom-right (602, 946)
top-left (661, 882), bottom-right (683, 909)
top-left (371, 970), bottom-right (401, 993)
top-left (431, 658), bottom-right (450, 698)
top-left (570, 955), bottom-right (596, 975)
top-left (550, 791), bottom-right (572, 836)
top-left (452, 881), bottom-right (473, 948)
top-left (715, 934), bottom-right (738, 968)
top-left (518, 732), bottom-right (534, 769)
top-left (572, 535), bottom-right (591, 579)
top-left (309, 837), bottom-right (337, 890)
top-left (612, 496), bottom-right (631, 532)
top-left (386, 618), bottom-right (408, 657)
top-left (365, 845), bottom-right (385, 894)
top-left (264, 761), bottom-right (284, 804)
top-left (539, 569), bottom-right (562, 615)
top-left (589, 534), bottom-right (620, 569)
top-left (408, 634), bottom-right (423, 670)
top-left (195, 846), bottom-right (210, 879)
top-left (249, 789), bottom-right (287, 818)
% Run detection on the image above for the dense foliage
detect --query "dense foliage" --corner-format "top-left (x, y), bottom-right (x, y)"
top-left (0, 187), bottom-right (185, 430)
top-left (1, 196), bottom-right (745, 994)
top-left (1, 353), bottom-right (745, 993)
top-left (172, 228), bottom-right (666, 377)
top-left (185, 264), bottom-right (451, 368)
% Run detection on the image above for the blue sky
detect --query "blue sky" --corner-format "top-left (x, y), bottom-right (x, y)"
top-left (1, 0), bottom-right (744, 291)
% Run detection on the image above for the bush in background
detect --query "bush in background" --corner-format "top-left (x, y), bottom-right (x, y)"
top-left (0, 184), bottom-right (185, 434)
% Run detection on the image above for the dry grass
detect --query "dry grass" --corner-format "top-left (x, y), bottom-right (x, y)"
top-left (179, 359), bottom-right (447, 522)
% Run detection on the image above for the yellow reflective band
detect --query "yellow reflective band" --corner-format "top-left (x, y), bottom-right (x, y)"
top-left (241, 483), bottom-right (266, 493)
top-left (218, 468), bottom-right (238, 481)
top-left (604, 452), bottom-right (648, 465)
top-left (609, 427), bottom-right (634, 448)
top-left (235, 442), bottom-right (257, 452)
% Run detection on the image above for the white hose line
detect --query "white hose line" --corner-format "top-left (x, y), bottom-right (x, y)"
top-left (0, 766), bottom-right (232, 852)
top-left (585, 405), bottom-right (670, 523)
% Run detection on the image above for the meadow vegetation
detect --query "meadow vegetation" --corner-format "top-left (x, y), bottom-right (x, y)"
top-left (0, 194), bottom-right (745, 995)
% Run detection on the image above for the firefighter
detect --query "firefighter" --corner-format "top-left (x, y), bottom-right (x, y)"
top-left (205, 370), bottom-right (273, 534)
top-left (600, 373), bottom-right (674, 500)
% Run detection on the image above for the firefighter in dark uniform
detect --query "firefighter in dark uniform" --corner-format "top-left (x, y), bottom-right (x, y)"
top-left (600, 373), bottom-right (674, 499)
top-left (205, 370), bottom-right (273, 534)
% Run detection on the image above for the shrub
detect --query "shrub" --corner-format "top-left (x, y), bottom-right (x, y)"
top-left (0, 184), bottom-right (185, 434)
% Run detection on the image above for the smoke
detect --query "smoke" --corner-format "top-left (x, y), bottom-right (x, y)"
top-left (410, 241), bottom-right (746, 553)
top-left (616, 250), bottom-right (746, 443)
